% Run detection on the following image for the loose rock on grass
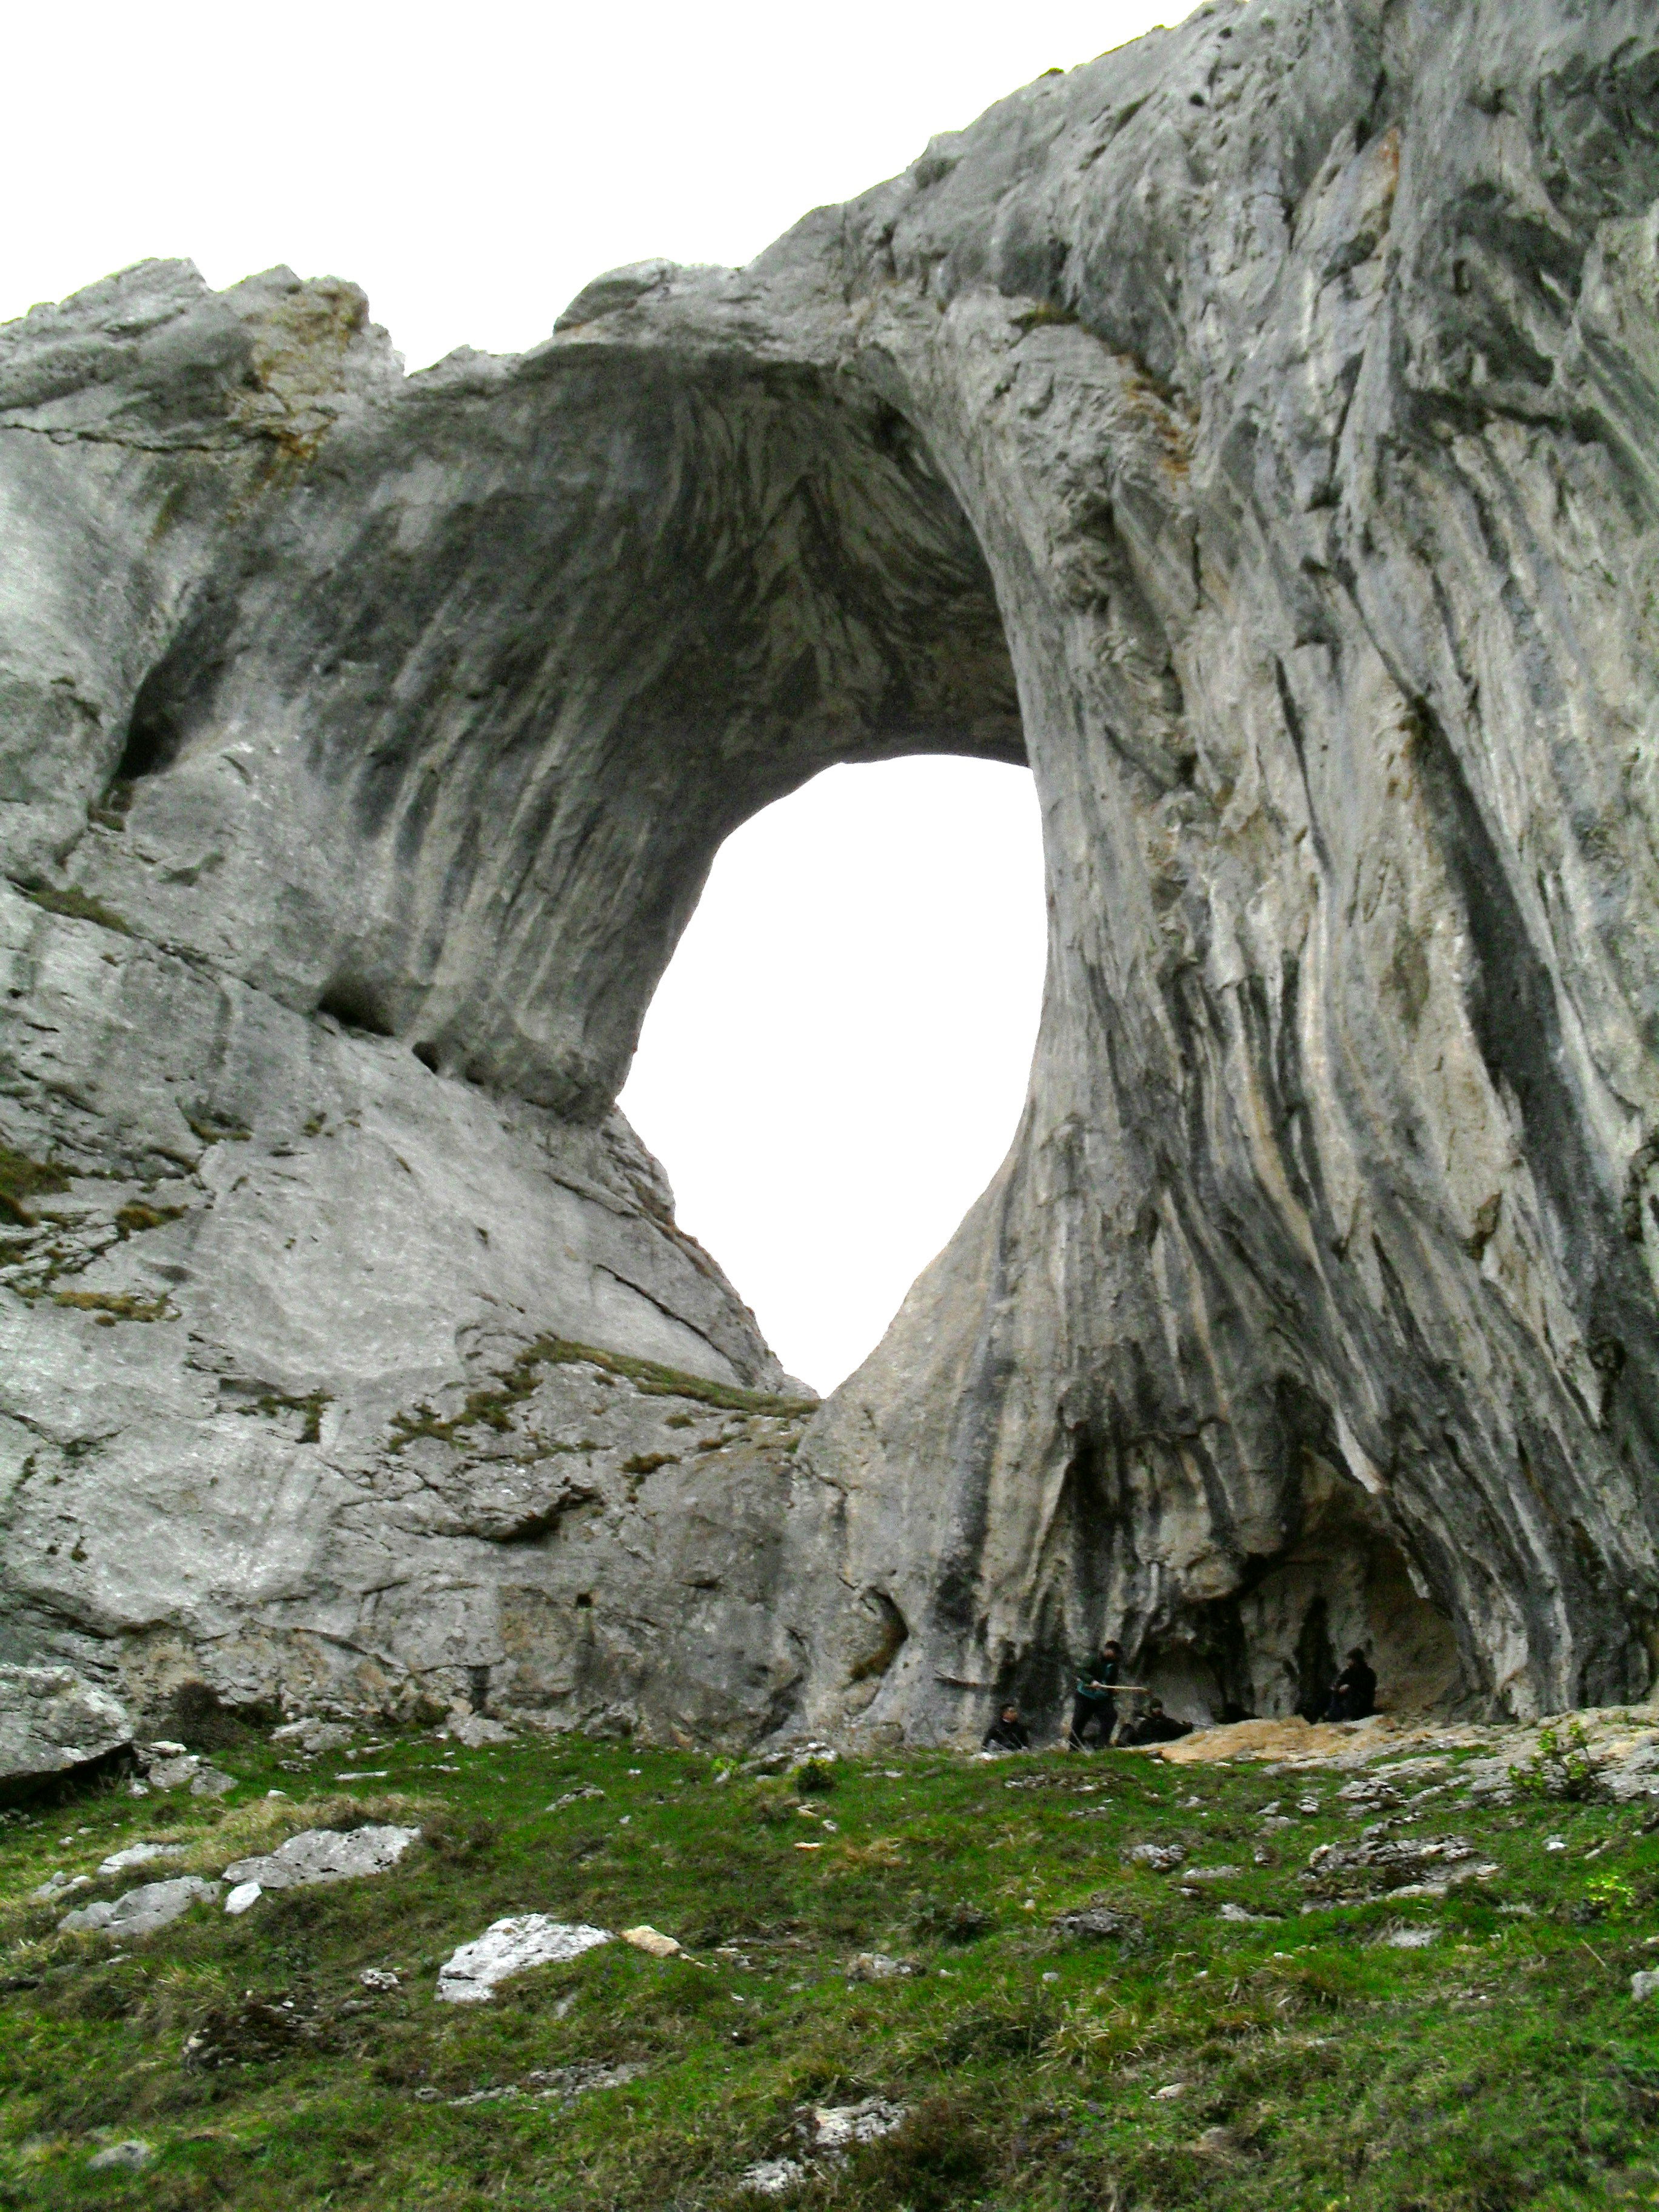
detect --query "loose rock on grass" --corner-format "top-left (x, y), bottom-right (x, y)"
top-left (61, 1875), bottom-right (221, 1936)
top-left (221, 1823), bottom-right (419, 1892)
top-left (436, 1916), bottom-right (612, 2003)
top-left (98, 1840), bottom-right (186, 1876)
top-left (621, 1924), bottom-right (682, 1957)
top-left (86, 2141), bottom-right (153, 2172)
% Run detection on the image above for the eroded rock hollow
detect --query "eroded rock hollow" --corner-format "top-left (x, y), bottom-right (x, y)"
top-left (4, 0), bottom-right (1659, 1743)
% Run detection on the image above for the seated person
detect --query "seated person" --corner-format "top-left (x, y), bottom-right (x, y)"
top-left (982, 1702), bottom-right (1031, 1752)
top-left (1125, 1698), bottom-right (1191, 1745)
top-left (1326, 1648), bottom-right (1378, 1722)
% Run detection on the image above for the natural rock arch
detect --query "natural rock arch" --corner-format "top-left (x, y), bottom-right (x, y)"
top-left (4, 0), bottom-right (1659, 1740)
top-left (87, 334), bottom-right (1026, 1118)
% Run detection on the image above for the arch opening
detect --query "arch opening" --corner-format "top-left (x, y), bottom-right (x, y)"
top-left (617, 753), bottom-right (1047, 1392)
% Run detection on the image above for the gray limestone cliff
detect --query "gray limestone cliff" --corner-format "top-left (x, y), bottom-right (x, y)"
top-left (4, 0), bottom-right (1659, 1742)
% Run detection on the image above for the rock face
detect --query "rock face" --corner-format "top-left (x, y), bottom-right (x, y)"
top-left (4, 0), bottom-right (1659, 1737)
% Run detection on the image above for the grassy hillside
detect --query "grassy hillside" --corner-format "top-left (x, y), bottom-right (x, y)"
top-left (2, 1718), bottom-right (1658, 2209)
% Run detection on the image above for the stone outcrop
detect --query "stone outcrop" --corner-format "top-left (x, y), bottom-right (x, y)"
top-left (60, 1875), bottom-right (221, 1937)
top-left (0, 1662), bottom-right (131, 1795)
top-left (4, 0), bottom-right (1659, 1738)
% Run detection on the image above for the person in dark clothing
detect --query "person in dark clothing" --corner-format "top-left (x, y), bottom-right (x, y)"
top-left (1124, 1698), bottom-right (1191, 1746)
top-left (1326, 1648), bottom-right (1377, 1722)
top-left (1068, 1641), bottom-right (1122, 1749)
top-left (982, 1703), bottom-right (1031, 1752)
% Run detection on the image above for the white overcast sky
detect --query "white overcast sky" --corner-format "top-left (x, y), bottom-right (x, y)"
top-left (6, 0), bottom-right (1191, 1392)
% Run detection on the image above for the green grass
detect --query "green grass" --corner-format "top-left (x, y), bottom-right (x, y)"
top-left (0, 1145), bottom-right (70, 1228)
top-left (388, 1338), bottom-right (816, 1453)
top-left (49, 1290), bottom-right (172, 1324)
top-left (15, 883), bottom-right (133, 936)
top-left (2, 1731), bottom-right (1658, 2210)
top-left (235, 1389), bottom-right (332, 1444)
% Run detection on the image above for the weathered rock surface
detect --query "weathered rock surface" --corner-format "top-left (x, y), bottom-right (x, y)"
top-left (86, 2142), bottom-right (153, 2173)
top-left (61, 1875), bottom-right (220, 1936)
top-left (220, 1822), bottom-right (418, 1890)
top-left (4, 0), bottom-right (1659, 1738)
top-left (435, 1916), bottom-right (612, 2003)
top-left (97, 1840), bottom-right (186, 1875)
top-left (0, 1663), bottom-right (130, 1794)
top-left (269, 1719), bottom-right (355, 1755)
top-left (738, 2097), bottom-right (907, 2197)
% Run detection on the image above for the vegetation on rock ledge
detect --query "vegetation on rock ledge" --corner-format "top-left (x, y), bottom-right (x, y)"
top-left (388, 1338), bottom-right (816, 1454)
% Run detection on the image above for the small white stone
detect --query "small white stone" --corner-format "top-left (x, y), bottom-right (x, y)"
top-left (224, 1882), bottom-right (263, 1915)
top-left (87, 2140), bottom-right (153, 2171)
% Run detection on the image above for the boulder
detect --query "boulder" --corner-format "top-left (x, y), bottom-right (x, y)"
top-left (87, 2142), bottom-right (153, 2172)
top-left (737, 2157), bottom-right (807, 2198)
top-left (270, 1720), bottom-right (355, 1756)
top-left (525, 2059), bottom-right (647, 2101)
top-left (0, 1666), bottom-right (130, 1797)
top-left (843, 1952), bottom-right (920, 1982)
top-left (1053, 1906), bottom-right (1141, 1945)
top-left (221, 1823), bottom-right (418, 1891)
top-left (61, 1877), bottom-right (220, 1936)
top-left (441, 1715), bottom-right (515, 1749)
top-left (811, 2100), bottom-right (906, 2151)
top-left (138, 1751), bottom-right (232, 1794)
top-left (436, 1917), bottom-right (612, 2003)
top-left (1126, 1843), bottom-right (1186, 1871)
top-left (620, 1925), bottom-right (682, 1958)
top-left (32, 1872), bottom-right (91, 1902)
top-left (98, 1841), bottom-right (186, 1875)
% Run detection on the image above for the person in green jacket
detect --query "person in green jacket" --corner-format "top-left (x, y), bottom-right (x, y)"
top-left (1068, 1640), bottom-right (1122, 1749)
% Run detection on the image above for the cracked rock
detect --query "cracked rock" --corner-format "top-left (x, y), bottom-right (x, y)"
top-left (221, 1824), bottom-right (418, 1891)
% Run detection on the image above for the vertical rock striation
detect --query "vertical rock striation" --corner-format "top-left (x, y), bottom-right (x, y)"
top-left (2, 0), bottom-right (1657, 1735)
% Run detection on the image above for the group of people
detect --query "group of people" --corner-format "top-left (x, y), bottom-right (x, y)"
top-left (979, 1637), bottom-right (1378, 1752)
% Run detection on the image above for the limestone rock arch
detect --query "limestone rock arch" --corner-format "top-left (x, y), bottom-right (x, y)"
top-left (4, 0), bottom-right (1659, 1737)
